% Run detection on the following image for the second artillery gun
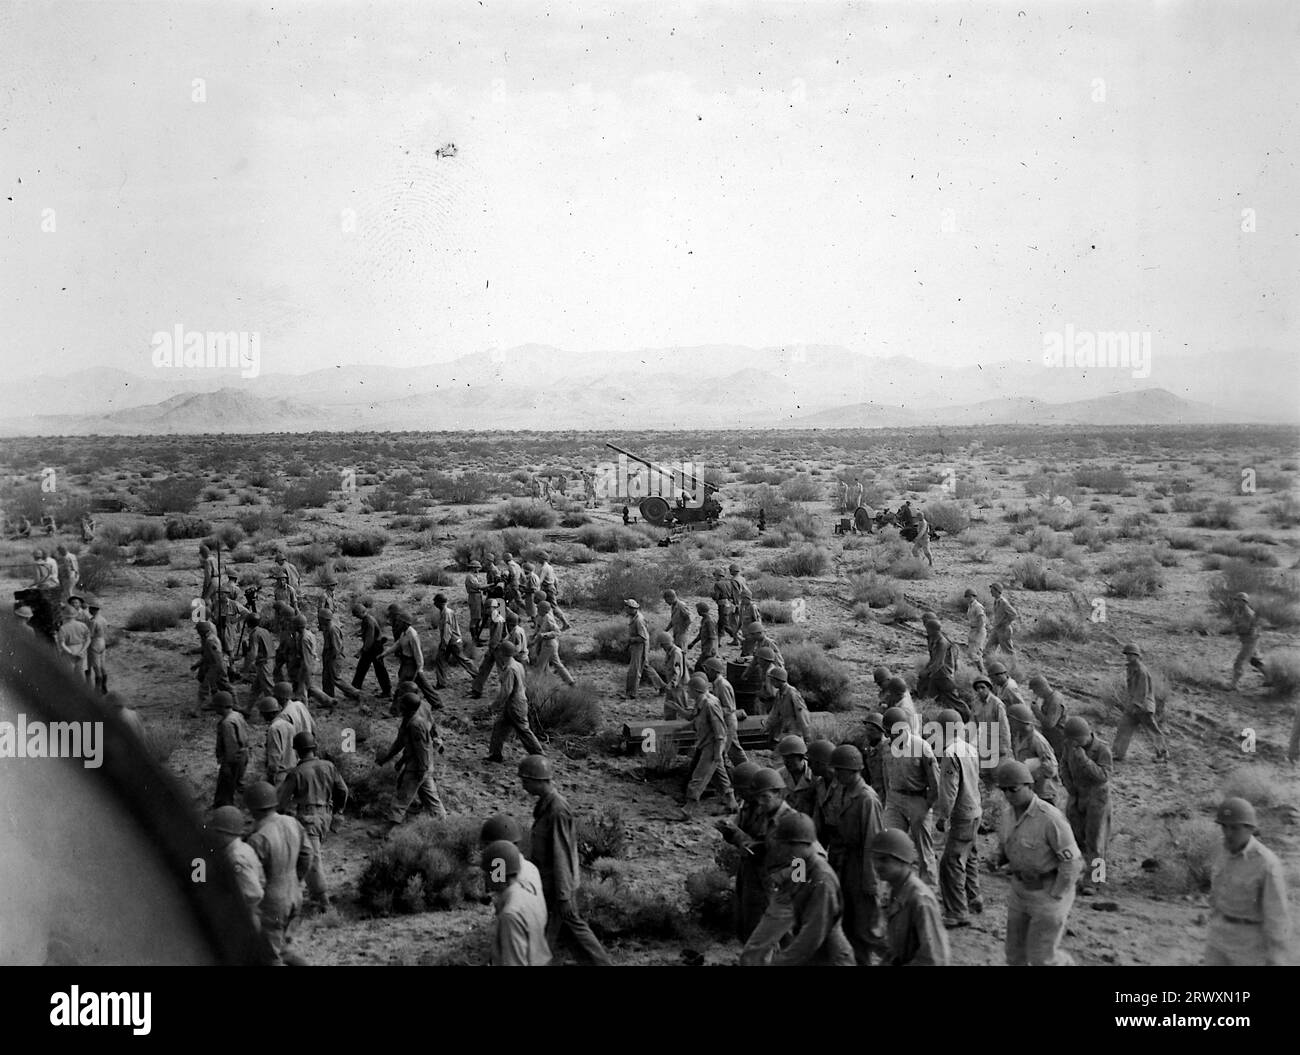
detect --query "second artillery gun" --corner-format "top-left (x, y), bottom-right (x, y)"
top-left (603, 443), bottom-right (724, 527)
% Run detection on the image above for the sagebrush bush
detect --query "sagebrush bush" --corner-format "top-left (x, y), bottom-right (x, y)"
top-left (358, 816), bottom-right (484, 914)
top-left (77, 553), bottom-right (118, 594)
top-left (577, 878), bottom-right (689, 942)
top-left (848, 571), bottom-right (900, 608)
top-left (1011, 555), bottom-right (1072, 592)
top-left (781, 642), bottom-right (852, 712)
top-left (574, 523), bottom-right (652, 553)
top-left (293, 542), bottom-right (332, 572)
top-left (1165, 531), bottom-right (1200, 551)
top-left (761, 545), bottom-right (830, 578)
top-left (143, 476), bottom-right (203, 515)
top-left (750, 574), bottom-right (798, 600)
top-left (1190, 500), bottom-right (1240, 530)
top-left (1264, 650), bottom-right (1300, 699)
top-left (164, 515), bottom-right (211, 540)
top-left (526, 671), bottom-right (602, 735)
top-left (1222, 764), bottom-right (1292, 808)
top-left (280, 475), bottom-right (337, 511)
top-left (758, 599), bottom-right (793, 623)
top-left (591, 619), bottom-right (629, 661)
top-left (340, 530), bottom-right (389, 557)
top-left (373, 571), bottom-right (403, 590)
top-left (723, 518), bottom-right (757, 541)
top-left (780, 474), bottom-right (822, 502)
top-left (1103, 554), bottom-right (1164, 598)
top-left (784, 510), bottom-right (824, 540)
top-left (491, 499), bottom-right (557, 530)
top-left (1028, 612), bottom-right (1091, 642)
top-left (1208, 539), bottom-right (1278, 566)
top-left (925, 500), bottom-right (969, 536)
top-left (577, 804), bottom-right (627, 865)
top-left (685, 868), bottom-right (735, 935)
top-left (1209, 561), bottom-right (1300, 627)
top-left (415, 566), bottom-right (452, 586)
top-left (124, 600), bottom-right (189, 631)
top-left (1149, 818), bottom-right (1220, 895)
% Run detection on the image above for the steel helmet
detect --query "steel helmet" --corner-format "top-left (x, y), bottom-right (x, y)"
top-left (768, 666), bottom-right (789, 684)
top-left (1063, 716), bottom-right (1091, 739)
top-left (885, 675), bottom-right (908, 693)
top-left (862, 712), bottom-right (885, 731)
top-left (1122, 643), bottom-right (1142, 656)
top-left (870, 829), bottom-right (917, 863)
top-left (536, 601), bottom-right (551, 612)
top-left (730, 762), bottom-right (762, 790)
top-left (922, 611), bottom-right (940, 626)
top-left (292, 731), bottom-right (316, 753)
top-left (654, 631), bottom-right (673, 648)
top-left (989, 582), bottom-right (1003, 594)
top-left (292, 613), bottom-right (308, 629)
top-left (256, 696), bottom-right (280, 715)
top-left (994, 760), bottom-right (1033, 788)
top-left (243, 781), bottom-right (278, 811)
top-left (1028, 674), bottom-right (1050, 692)
top-left (1007, 703), bottom-right (1035, 725)
top-left (273, 681), bottom-right (294, 698)
top-left (777, 735), bottom-right (807, 757)
top-left (480, 815), bottom-right (523, 844)
top-left (773, 813), bottom-right (817, 844)
top-left (872, 665), bottom-right (891, 683)
top-left (882, 706), bottom-right (909, 731)
top-left (754, 645), bottom-right (777, 662)
top-left (518, 754), bottom-right (552, 780)
top-left (481, 839), bottom-right (522, 878)
top-left (807, 739), bottom-right (836, 765)
top-left (686, 673), bottom-right (710, 693)
top-left (496, 641), bottom-right (518, 658)
top-left (830, 744), bottom-right (864, 771)
top-left (729, 564), bottom-right (740, 574)
top-left (985, 660), bottom-right (1008, 676)
top-left (972, 675), bottom-right (994, 691)
top-left (208, 806), bottom-right (245, 837)
top-left (712, 568), bottom-right (725, 578)
top-left (935, 708), bottom-right (963, 727)
top-left (1215, 797), bottom-right (1258, 828)
top-left (963, 588), bottom-right (976, 598)
top-left (663, 590), bottom-right (678, 601)
top-left (749, 768), bottom-right (785, 793)
top-left (695, 601), bottom-right (710, 614)
top-left (211, 691), bottom-right (234, 710)
top-left (1234, 592), bottom-right (1250, 603)
top-left (744, 621), bottom-right (763, 635)
top-left (703, 657), bottom-right (726, 675)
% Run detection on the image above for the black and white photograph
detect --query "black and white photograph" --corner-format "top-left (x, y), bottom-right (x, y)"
top-left (1, 0), bottom-right (1298, 1001)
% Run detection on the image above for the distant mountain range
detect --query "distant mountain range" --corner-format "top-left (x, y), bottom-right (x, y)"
top-left (2, 344), bottom-right (1293, 435)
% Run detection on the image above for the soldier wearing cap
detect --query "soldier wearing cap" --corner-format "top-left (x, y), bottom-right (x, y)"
top-left (350, 600), bottom-right (392, 698)
top-left (213, 691), bottom-right (250, 808)
top-left (1228, 592), bottom-right (1267, 690)
top-left (882, 705), bottom-right (940, 884)
top-left (704, 656), bottom-right (747, 766)
top-left (987, 582), bottom-right (1019, 656)
top-left (375, 691), bottom-right (447, 832)
top-left (993, 759), bottom-right (1082, 965)
top-left (486, 641), bottom-right (545, 762)
top-left (716, 767), bottom-right (800, 940)
top-left (1059, 716), bottom-right (1112, 895)
top-left (740, 812), bottom-right (855, 966)
top-left (533, 600), bottom-right (576, 686)
top-left (1009, 702), bottom-right (1062, 807)
top-left (278, 730), bottom-right (348, 912)
top-left (934, 708), bottom-right (983, 927)
top-left (208, 806), bottom-right (263, 926)
top-left (464, 560), bottom-right (486, 644)
top-left (518, 754), bottom-right (611, 965)
top-left (818, 744), bottom-right (885, 964)
top-left (1027, 674), bottom-right (1069, 757)
top-left (1205, 797), bottom-right (1291, 965)
top-left (775, 735), bottom-right (817, 817)
top-left (318, 607), bottom-right (361, 701)
top-left (624, 598), bottom-right (664, 699)
top-left (963, 588), bottom-right (988, 672)
top-left (244, 780), bottom-right (311, 965)
top-left (871, 829), bottom-right (951, 966)
top-left (1112, 642), bottom-right (1169, 762)
top-left (482, 840), bottom-right (552, 966)
top-left (763, 666), bottom-right (813, 744)
top-left (969, 675), bottom-right (1011, 777)
top-left (675, 672), bottom-right (736, 818)
top-left (14, 604), bottom-right (35, 633)
top-left (258, 696), bottom-right (296, 786)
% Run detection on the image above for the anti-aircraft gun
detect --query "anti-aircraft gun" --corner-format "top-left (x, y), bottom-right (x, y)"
top-left (603, 443), bottom-right (723, 528)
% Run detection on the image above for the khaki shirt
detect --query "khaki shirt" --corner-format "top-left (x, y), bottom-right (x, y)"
top-left (998, 795), bottom-right (1081, 884)
top-left (247, 813), bottom-right (309, 917)
top-left (884, 730), bottom-right (939, 801)
top-left (225, 838), bottom-right (265, 919)
top-left (265, 716), bottom-right (296, 784)
top-left (1013, 727), bottom-right (1063, 805)
top-left (278, 757), bottom-right (347, 813)
top-left (1060, 735), bottom-right (1112, 799)
top-left (1125, 661), bottom-right (1157, 714)
top-left (883, 872), bottom-right (950, 966)
top-left (967, 599), bottom-right (987, 633)
top-left (530, 789), bottom-right (582, 903)
top-left (938, 739), bottom-right (982, 823)
top-left (490, 879), bottom-right (552, 966)
top-left (1210, 836), bottom-right (1291, 957)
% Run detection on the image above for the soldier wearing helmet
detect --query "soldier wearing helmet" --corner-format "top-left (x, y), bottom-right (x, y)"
top-left (917, 612), bottom-right (960, 700)
top-left (257, 695), bottom-right (295, 787)
top-left (711, 568), bottom-right (740, 646)
top-left (806, 740), bottom-right (837, 821)
top-left (1008, 702), bottom-right (1062, 807)
top-left (624, 598), bottom-right (665, 700)
top-left (776, 735), bottom-right (816, 817)
top-left (817, 743), bottom-right (885, 965)
top-left (277, 731), bottom-right (348, 913)
top-left (688, 600), bottom-right (718, 671)
top-left (533, 597), bottom-right (577, 687)
top-left (704, 656), bottom-right (747, 766)
top-left (716, 767), bottom-right (800, 942)
top-left (1227, 592), bottom-right (1266, 690)
top-left (292, 609), bottom-right (338, 709)
top-left (207, 805), bottom-right (263, 926)
top-left (872, 666), bottom-right (893, 710)
top-left (740, 812), bottom-right (855, 966)
top-left (374, 692), bottom-right (447, 834)
top-left (881, 675), bottom-right (920, 734)
top-left (677, 672), bottom-right (737, 819)
top-left (731, 567), bottom-right (757, 640)
top-left (881, 705), bottom-right (940, 885)
top-left (272, 680), bottom-right (315, 742)
top-left (654, 630), bottom-right (690, 721)
top-left (430, 592), bottom-right (478, 688)
top-left (663, 589), bottom-right (692, 651)
top-left (243, 780), bottom-right (311, 965)
top-left (1205, 798), bottom-right (1291, 965)
top-left (745, 644), bottom-right (784, 715)
top-left (860, 712), bottom-right (889, 803)
top-left (318, 605), bottom-right (361, 703)
top-left (932, 708), bottom-right (983, 927)
top-left (381, 607), bottom-right (442, 709)
top-left (212, 691), bottom-right (250, 809)
top-left (963, 588), bottom-right (988, 672)
top-left (986, 582), bottom-right (1018, 656)
top-left (1113, 643), bottom-right (1168, 762)
top-left (969, 675), bottom-right (1011, 778)
top-left (517, 755), bottom-right (612, 965)
top-left (870, 829), bottom-right (951, 966)
top-left (1027, 674), bottom-right (1068, 757)
top-left (762, 666), bottom-right (813, 744)
top-left (479, 815), bottom-right (543, 897)
top-left (992, 759), bottom-right (1082, 966)
top-left (1059, 716), bottom-right (1112, 896)
top-left (481, 840), bottom-right (551, 966)
top-left (485, 641), bottom-right (544, 763)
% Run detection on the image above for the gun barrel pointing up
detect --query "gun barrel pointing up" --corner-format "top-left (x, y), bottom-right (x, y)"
top-left (603, 443), bottom-right (720, 495)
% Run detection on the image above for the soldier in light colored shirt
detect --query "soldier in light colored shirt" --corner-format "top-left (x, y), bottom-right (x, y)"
top-left (963, 588), bottom-right (987, 672)
top-left (1205, 797), bottom-right (1291, 966)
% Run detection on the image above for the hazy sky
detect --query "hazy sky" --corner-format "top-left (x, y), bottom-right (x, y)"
top-left (2, 0), bottom-right (1296, 378)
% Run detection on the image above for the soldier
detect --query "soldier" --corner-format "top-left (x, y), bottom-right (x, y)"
top-left (986, 658), bottom-right (1028, 710)
top-left (194, 620), bottom-right (233, 713)
top-left (374, 691), bottom-right (447, 832)
top-left (31, 547), bottom-right (59, 592)
top-left (763, 667), bottom-right (813, 743)
top-left (479, 815), bottom-right (545, 896)
top-left (537, 552), bottom-right (570, 630)
top-left (993, 759), bottom-right (1082, 966)
top-left (272, 551), bottom-right (301, 605)
top-left (57, 602), bottom-right (91, 682)
top-left (381, 608), bottom-right (441, 709)
top-left (470, 600), bottom-right (509, 699)
top-left (910, 509), bottom-right (933, 567)
top-left (317, 609), bottom-right (360, 702)
top-left (1228, 592), bottom-right (1267, 690)
top-left (293, 613), bottom-right (337, 708)
top-left (807, 739), bottom-right (837, 824)
top-left (504, 609), bottom-right (529, 662)
top-left (1009, 702), bottom-right (1062, 806)
top-left (258, 695), bottom-right (296, 786)
top-left (504, 552), bottom-right (524, 609)
top-left (716, 766), bottom-right (799, 941)
top-left (243, 780), bottom-right (311, 965)
top-left (207, 806), bottom-right (263, 928)
top-left (987, 582), bottom-right (1018, 655)
top-left (673, 673), bottom-right (737, 819)
top-left (199, 544), bottom-right (219, 611)
top-left (656, 630), bottom-right (689, 721)
top-left (464, 561), bottom-right (486, 644)
top-left (482, 840), bottom-right (552, 966)
top-left (624, 599), bottom-right (664, 699)
top-left (518, 754), bottom-right (612, 965)
top-left (736, 595), bottom-right (759, 651)
top-left (852, 478), bottom-right (865, 509)
top-left (860, 712), bottom-right (889, 803)
top-left (870, 829), bottom-right (951, 966)
top-left (1060, 716), bottom-right (1112, 896)
top-left (712, 568), bottom-right (738, 645)
top-left (213, 691), bottom-right (250, 809)
top-left (270, 681), bottom-right (313, 743)
top-left (702, 656), bottom-right (747, 766)
top-left (934, 708), bottom-right (983, 928)
top-left (871, 666), bottom-right (893, 710)
top-left (1112, 643), bottom-right (1169, 762)
top-left (881, 705), bottom-right (940, 885)
top-left (820, 744), bottom-right (885, 965)
top-left (316, 567), bottom-right (339, 615)
top-left (79, 512), bottom-right (96, 544)
top-left (277, 731), bottom-right (348, 913)
top-left (533, 601), bottom-right (576, 685)
top-left (746, 644), bottom-right (783, 716)
top-left (1027, 674), bottom-right (1069, 758)
top-left (486, 641), bottom-right (545, 762)
top-left (881, 675), bottom-right (921, 733)
top-left (55, 544), bottom-right (79, 600)
top-left (776, 735), bottom-right (817, 816)
top-left (740, 812), bottom-right (855, 966)
top-left (1204, 797), bottom-right (1291, 966)
top-left (918, 612), bottom-right (960, 699)
top-left (839, 479), bottom-right (850, 513)
top-left (663, 589), bottom-right (692, 650)
top-left (430, 594), bottom-right (477, 687)
top-left (688, 601), bottom-right (718, 672)
top-left (519, 561), bottom-right (540, 620)
top-left (969, 676), bottom-right (1011, 779)
top-left (963, 588), bottom-right (987, 672)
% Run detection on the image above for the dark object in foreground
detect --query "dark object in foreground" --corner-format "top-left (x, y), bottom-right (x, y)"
top-left (620, 715), bottom-right (771, 755)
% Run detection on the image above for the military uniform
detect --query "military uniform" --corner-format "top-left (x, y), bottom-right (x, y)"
top-left (1230, 602), bottom-right (1264, 687)
top-left (969, 693), bottom-right (1011, 775)
top-left (1033, 689), bottom-right (1069, 758)
top-left (818, 775), bottom-right (885, 964)
top-left (1205, 836), bottom-right (1291, 966)
top-left (488, 657), bottom-right (544, 759)
top-left (684, 692), bottom-right (734, 807)
top-left (1060, 734), bottom-right (1112, 884)
top-left (246, 811), bottom-right (311, 963)
top-left (937, 738), bottom-right (983, 921)
top-left (352, 610), bottom-right (391, 696)
top-left (214, 708), bottom-right (250, 808)
top-left (243, 625), bottom-right (277, 705)
top-left (723, 800), bottom-right (799, 941)
top-left (277, 756), bottom-right (348, 906)
top-left (534, 611), bottom-right (576, 685)
top-left (264, 714), bottom-right (296, 786)
top-left (432, 607), bottom-right (476, 687)
top-left (782, 761), bottom-right (817, 817)
top-left (1112, 659), bottom-right (1168, 761)
top-left (882, 729), bottom-right (940, 884)
top-left (966, 598), bottom-right (988, 670)
top-left (381, 703), bottom-right (447, 821)
top-left (741, 850), bottom-right (855, 966)
top-left (530, 787), bottom-right (611, 964)
top-left (763, 684), bottom-right (813, 743)
top-left (667, 599), bottom-right (692, 651)
top-left (490, 877), bottom-right (552, 966)
top-left (1013, 727), bottom-right (1063, 806)
top-left (709, 673), bottom-right (748, 766)
top-left (882, 871), bottom-right (950, 966)
top-left (998, 794), bottom-right (1082, 965)
top-left (988, 593), bottom-right (1018, 654)
top-left (224, 837), bottom-right (264, 922)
